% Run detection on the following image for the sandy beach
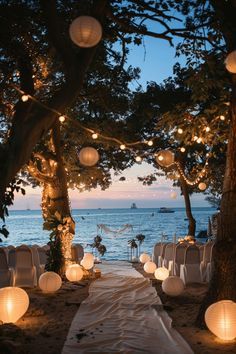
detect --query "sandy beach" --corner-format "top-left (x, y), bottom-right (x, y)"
top-left (0, 265), bottom-right (236, 354)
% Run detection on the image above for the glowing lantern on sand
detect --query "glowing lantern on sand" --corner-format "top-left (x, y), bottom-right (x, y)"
top-left (144, 261), bottom-right (157, 274)
top-left (225, 51), bottom-right (236, 74)
top-left (0, 287), bottom-right (29, 323)
top-left (83, 253), bottom-right (94, 262)
top-left (39, 272), bottom-right (62, 293)
top-left (156, 150), bottom-right (175, 167)
top-left (81, 258), bottom-right (94, 270)
top-left (69, 16), bottom-right (102, 48)
top-left (162, 276), bottom-right (184, 296)
top-left (66, 264), bottom-right (83, 282)
top-left (154, 267), bottom-right (169, 281)
top-left (139, 253), bottom-right (151, 264)
top-left (198, 182), bottom-right (207, 191)
top-left (78, 147), bottom-right (99, 166)
top-left (205, 300), bottom-right (236, 341)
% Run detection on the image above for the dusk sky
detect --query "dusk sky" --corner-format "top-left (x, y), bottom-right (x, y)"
top-left (11, 36), bottom-right (209, 210)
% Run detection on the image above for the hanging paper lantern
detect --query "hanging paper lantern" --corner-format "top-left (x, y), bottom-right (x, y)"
top-left (170, 191), bottom-right (177, 199)
top-left (156, 150), bottom-right (175, 167)
top-left (39, 272), bottom-right (62, 293)
top-left (154, 267), bottom-right (169, 281)
top-left (144, 261), bottom-right (157, 274)
top-left (0, 287), bottom-right (29, 323)
top-left (81, 258), bottom-right (94, 270)
top-left (162, 276), bottom-right (184, 296)
top-left (139, 253), bottom-right (151, 264)
top-left (83, 253), bottom-right (94, 262)
top-left (198, 182), bottom-right (207, 191)
top-left (78, 147), bottom-right (99, 166)
top-left (205, 300), bottom-right (236, 340)
top-left (69, 16), bottom-right (102, 48)
top-left (225, 51), bottom-right (236, 74)
top-left (66, 264), bottom-right (83, 282)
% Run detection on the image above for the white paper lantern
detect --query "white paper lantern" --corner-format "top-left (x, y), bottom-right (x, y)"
top-left (69, 16), bottom-right (102, 48)
top-left (198, 182), bottom-right (207, 191)
top-left (0, 287), bottom-right (29, 323)
top-left (225, 51), bottom-right (236, 74)
top-left (156, 150), bottom-right (175, 167)
top-left (205, 300), bottom-right (236, 341)
top-left (162, 276), bottom-right (184, 296)
top-left (154, 267), bottom-right (169, 281)
top-left (139, 253), bottom-right (151, 264)
top-left (170, 191), bottom-right (177, 199)
top-left (66, 264), bottom-right (83, 282)
top-left (81, 258), bottom-right (94, 270)
top-left (144, 261), bottom-right (157, 274)
top-left (83, 253), bottom-right (94, 262)
top-left (39, 272), bottom-right (62, 293)
top-left (78, 147), bottom-right (99, 166)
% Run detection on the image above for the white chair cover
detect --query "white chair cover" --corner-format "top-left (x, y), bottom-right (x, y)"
top-left (201, 241), bottom-right (214, 282)
top-left (71, 244), bottom-right (84, 263)
top-left (8, 247), bottom-right (16, 268)
top-left (14, 245), bottom-right (37, 287)
top-left (37, 247), bottom-right (48, 266)
top-left (172, 243), bottom-right (188, 276)
top-left (0, 248), bottom-right (14, 287)
top-left (162, 243), bottom-right (176, 272)
top-left (31, 245), bottom-right (44, 279)
top-left (152, 242), bottom-right (163, 266)
top-left (180, 245), bottom-right (202, 284)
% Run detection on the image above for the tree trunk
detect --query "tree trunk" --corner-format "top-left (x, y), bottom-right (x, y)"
top-left (196, 0), bottom-right (236, 326)
top-left (180, 176), bottom-right (196, 237)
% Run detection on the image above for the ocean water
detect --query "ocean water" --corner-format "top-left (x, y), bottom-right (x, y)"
top-left (2, 208), bottom-right (216, 260)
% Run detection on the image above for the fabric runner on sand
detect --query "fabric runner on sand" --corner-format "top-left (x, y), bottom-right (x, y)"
top-left (62, 261), bottom-right (193, 354)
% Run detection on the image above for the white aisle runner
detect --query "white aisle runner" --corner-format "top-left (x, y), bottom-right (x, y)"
top-left (62, 261), bottom-right (193, 354)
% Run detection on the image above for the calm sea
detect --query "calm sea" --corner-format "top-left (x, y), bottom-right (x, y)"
top-left (2, 208), bottom-right (216, 260)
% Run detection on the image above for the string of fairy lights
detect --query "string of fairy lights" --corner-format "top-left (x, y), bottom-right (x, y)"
top-left (15, 87), bottom-right (225, 191)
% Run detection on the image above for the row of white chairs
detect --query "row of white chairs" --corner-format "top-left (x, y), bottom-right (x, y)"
top-left (0, 243), bottom-right (84, 288)
top-left (152, 241), bottom-right (214, 284)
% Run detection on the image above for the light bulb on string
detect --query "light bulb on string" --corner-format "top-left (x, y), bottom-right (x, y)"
top-left (92, 133), bottom-right (98, 139)
top-left (197, 137), bottom-right (202, 144)
top-left (120, 144), bottom-right (126, 150)
top-left (135, 156), bottom-right (142, 163)
top-left (193, 136), bottom-right (198, 141)
top-left (59, 115), bottom-right (66, 123)
top-left (220, 115), bottom-right (225, 121)
top-left (205, 126), bottom-right (211, 132)
top-left (180, 147), bottom-right (186, 153)
top-left (177, 128), bottom-right (183, 134)
top-left (21, 94), bottom-right (29, 102)
top-left (147, 140), bottom-right (153, 146)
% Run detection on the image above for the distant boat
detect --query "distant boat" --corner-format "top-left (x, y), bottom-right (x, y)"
top-left (131, 203), bottom-right (137, 209)
top-left (158, 207), bottom-right (175, 213)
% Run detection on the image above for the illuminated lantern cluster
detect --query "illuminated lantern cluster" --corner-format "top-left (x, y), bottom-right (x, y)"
top-left (78, 147), bottom-right (99, 166)
top-left (69, 16), bottom-right (102, 48)
top-left (80, 253), bottom-right (94, 270)
top-left (39, 272), bottom-right (62, 293)
top-left (144, 261), bottom-right (157, 274)
top-left (139, 253), bottom-right (150, 264)
top-left (225, 51), bottom-right (236, 74)
top-left (154, 267), bottom-right (169, 281)
top-left (162, 276), bottom-right (184, 296)
top-left (205, 300), bottom-right (236, 340)
top-left (156, 150), bottom-right (175, 168)
top-left (0, 287), bottom-right (29, 323)
top-left (66, 264), bottom-right (83, 282)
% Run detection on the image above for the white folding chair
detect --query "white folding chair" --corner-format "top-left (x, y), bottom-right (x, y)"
top-left (14, 245), bottom-right (37, 287)
top-left (0, 248), bottom-right (14, 287)
top-left (171, 243), bottom-right (188, 276)
top-left (162, 243), bottom-right (176, 273)
top-left (180, 245), bottom-right (203, 284)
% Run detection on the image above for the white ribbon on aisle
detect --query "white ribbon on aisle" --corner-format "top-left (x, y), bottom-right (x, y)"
top-left (62, 261), bottom-right (193, 354)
